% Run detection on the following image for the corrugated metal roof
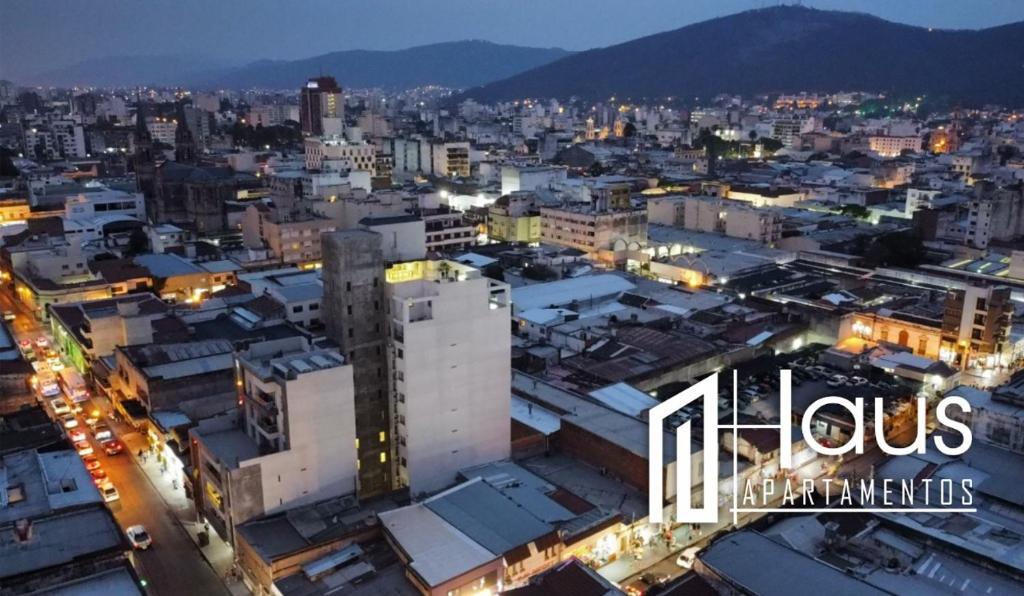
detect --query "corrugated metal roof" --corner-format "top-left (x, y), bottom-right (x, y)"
top-left (424, 478), bottom-right (554, 555)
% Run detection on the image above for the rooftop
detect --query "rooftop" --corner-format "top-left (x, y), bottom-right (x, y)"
top-left (512, 274), bottom-right (636, 313)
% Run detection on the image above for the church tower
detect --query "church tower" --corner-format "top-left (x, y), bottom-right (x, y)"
top-left (174, 102), bottom-right (197, 164)
top-left (133, 98), bottom-right (157, 203)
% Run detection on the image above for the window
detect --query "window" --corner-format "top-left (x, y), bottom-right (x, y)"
top-left (917, 337), bottom-right (928, 355)
top-left (309, 303), bottom-right (319, 311)
top-left (348, 328), bottom-right (353, 338)
top-left (347, 305), bottom-right (352, 315)
top-left (292, 305), bottom-right (304, 313)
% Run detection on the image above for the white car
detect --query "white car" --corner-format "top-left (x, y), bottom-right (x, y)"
top-left (69, 428), bottom-right (87, 443)
top-left (126, 525), bottom-right (152, 549)
top-left (51, 398), bottom-right (71, 415)
top-left (35, 337), bottom-right (49, 349)
top-left (826, 374), bottom-right (849, 388)
top-left (48, 358), bottom-right (65, 371)
top-left (75, 440), bottom-right (94, 457)
top-left (100, 482), bottom-right (119, 503)
top-left (676, 545), bottom-right (702, 569)
top-left (850, 376), bottom-right (869, 386)
top-left (61, 414), bottom-right (79, 429)
top-left (40, 382), bottom-right (62, 398)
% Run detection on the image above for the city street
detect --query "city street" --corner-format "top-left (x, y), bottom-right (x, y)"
top-left (1, 286), bottom-right (229, 596)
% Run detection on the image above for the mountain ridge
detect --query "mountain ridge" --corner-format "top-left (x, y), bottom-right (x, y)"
top-left (29, 41), bottom-right (572, 90)
top-left (461, 6), bottom-right (1024, 105)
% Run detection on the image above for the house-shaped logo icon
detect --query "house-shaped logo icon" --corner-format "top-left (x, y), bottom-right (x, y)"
top-left (648, 373), bottom-right (719, 525)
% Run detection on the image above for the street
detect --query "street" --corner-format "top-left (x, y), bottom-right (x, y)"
top-left (2, 286), bottom-right (229, 596)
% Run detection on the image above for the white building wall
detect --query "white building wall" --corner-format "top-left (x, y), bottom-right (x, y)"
top-left (389, 266), bottom-right (511, 495)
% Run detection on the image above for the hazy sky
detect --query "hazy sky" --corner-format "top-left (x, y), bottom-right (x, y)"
top-left (3, 0), bottom-right (1023, 79)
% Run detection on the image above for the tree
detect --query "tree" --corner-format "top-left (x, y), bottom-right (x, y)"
top-left (861, 230), bottom-right (925, 268)
top-left (838, 204), bottom-right (871, 220)
top-left (0, 147), bottom-right (19, 177)
top-left (760, 138), bottom-right (784, 153)
top-left (126, 228), bottom-right (150, 255)
top-left (748, 130), bottom-right (759, 141)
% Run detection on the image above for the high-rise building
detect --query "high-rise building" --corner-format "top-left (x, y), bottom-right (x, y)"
top-left (321, 230), bottom-right (392, 496)
top-left (300, 76), bottom-right (344, 137)
top-left (385, 260), bottom-right (511, 496)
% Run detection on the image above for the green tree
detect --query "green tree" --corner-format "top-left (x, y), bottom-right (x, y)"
top-left (126, 228), bottom-right (150, 255)
top-left (0, 147), bottom-right (19, 177)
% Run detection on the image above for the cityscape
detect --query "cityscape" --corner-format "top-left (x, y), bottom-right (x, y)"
top-left (4, 1), bottom-right (1024, 595)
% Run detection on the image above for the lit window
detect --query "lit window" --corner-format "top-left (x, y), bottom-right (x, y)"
top-left (379, 431), bottom-right (386, 443)
top-left (379, 452), bottom-right (387, 463)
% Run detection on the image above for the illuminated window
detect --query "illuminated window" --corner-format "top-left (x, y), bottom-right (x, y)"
top-left (355, 438), bottom-right (360, 449)
top-left (379, 452), bottom-right (387, 463)
top-left (379, 431), bottom-right (386, 443)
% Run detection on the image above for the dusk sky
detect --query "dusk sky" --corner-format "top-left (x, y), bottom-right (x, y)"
top-left (3, 0), bottom-right (1024, 81)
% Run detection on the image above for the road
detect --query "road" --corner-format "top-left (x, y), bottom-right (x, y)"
top-left (2, 286), bottom-right (228, 596)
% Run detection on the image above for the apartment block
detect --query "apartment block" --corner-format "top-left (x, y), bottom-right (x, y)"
top-left (386, 260), bottom-right (511, 495)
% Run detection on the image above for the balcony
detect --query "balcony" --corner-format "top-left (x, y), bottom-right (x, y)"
top-left (254, 415), bottom-right (280, 437)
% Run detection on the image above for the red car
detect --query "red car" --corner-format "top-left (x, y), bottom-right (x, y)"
top-left (101, 440), bottom-right (123, 456)
top-left (90, 469), bottom-right (108, 485)
top-left (82, 455), bottom-right (101, 471)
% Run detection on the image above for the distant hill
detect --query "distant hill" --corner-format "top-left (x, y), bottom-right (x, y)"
top-left (33, 54), bottom-right (233, 88)
top-left (197, 41), bottom-right (572, 90)
top-left (463, 6), bottom-right (1024, 105)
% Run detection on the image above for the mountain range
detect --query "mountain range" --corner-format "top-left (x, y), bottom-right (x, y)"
top-left (463, 6), bottom-right (1024, 105)
top-left (31, 41), bottom-right (571, 90)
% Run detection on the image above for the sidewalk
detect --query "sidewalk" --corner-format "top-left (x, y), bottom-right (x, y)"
top-left (599, 454), bottom-right (828, 584)
top-left (109, 409), bottom-right (250, 596)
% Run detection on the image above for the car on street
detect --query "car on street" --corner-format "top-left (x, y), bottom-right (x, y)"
top-left (69, 428), bottom-right (87, 443)
top-left (40, 381), bottom-right (61, 397)
top-left (676, 545), bottom-right (702, 569)
top-left (50, 398), bottom-right (71, 415)
top-left (2, 310), bottom-right (15, 321)
top-left (82, 455), bottom-right (101, 471)
top-left (48, 358), bottom-right (64, 371)
top-left (75, 440), bottom-right (94, 457)
top-left (35, 336), bottom-right (49, 349)
top-left (126, 525), bottom-right (152, 549)
top-left (641, 571), bottom-right (670, 586)
top-left (93, 424), bottom-right (113, 441)
top-left (100, 482), bottom-right (119, 503)
top-left (18, 339), bottom-right (32, 351)
top-left (61, 414), bottom-right (78, 428)
top-left (84, 416), bottom-right (100, 427)
top-left (101, 439), bottom-right (124, 456)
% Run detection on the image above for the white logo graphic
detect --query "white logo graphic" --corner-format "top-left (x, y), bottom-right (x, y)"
top-left (649, 370), bottom-right (974, 525)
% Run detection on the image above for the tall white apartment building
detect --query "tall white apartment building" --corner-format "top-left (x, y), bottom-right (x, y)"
top-left (386, 260), bottom-right (511, 496)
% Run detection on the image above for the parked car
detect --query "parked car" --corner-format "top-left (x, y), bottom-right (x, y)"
top-left (2, 310), bottom-right (15, 321)
top-left (50, 398), bottom-right (71, 415)
top-left (100, 482), bottom-right (119, 503)
top-left (75, 440), bottom-right (94, 457)
top-left (35, 336), bottom-right (49, 349)
top-left (90, 468), bottom-right (108, 485)
top-left (82, 455), bottom-right (101, 471)
top-left (826, 374), bottom-right (849, 388)
top-left (126, 525), bottom-right (152, 549)
top-left (850, 376), bottom-right (869, 386)
top-left (48, 358), bottom-right (64, 371)
top-left (61, 414), bottom-right (79, 429)
top-left (676, 545), bottom-right (702, 569)
top-left (69, 428), bottom-right (87, 443)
